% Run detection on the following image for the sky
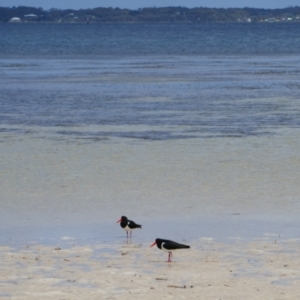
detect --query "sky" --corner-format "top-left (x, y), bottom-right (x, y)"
top-left (1, 0), bottom-right (299, 10)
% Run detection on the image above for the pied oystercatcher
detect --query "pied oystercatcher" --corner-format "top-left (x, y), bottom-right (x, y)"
top-left (116, 216), bottom-right (142, 237)
top-left (150, 238), bottom-right (190, 262)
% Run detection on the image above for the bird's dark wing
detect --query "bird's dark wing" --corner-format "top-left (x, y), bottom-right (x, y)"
top-left (128, 220), bottom-right (142, 229)
top-left (163, 240), bottom-right (190, 250)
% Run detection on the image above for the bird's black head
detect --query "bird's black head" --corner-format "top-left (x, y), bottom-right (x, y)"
top-left (155, 238), bottom-right (164, 248)
top-left (150, 238), bottom-right (164, 249)
top-left (116, 216), bottom-right (128, 224)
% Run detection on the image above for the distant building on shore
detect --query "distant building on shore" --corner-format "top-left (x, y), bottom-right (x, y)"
top-left (9, 17), bottom-right (21, 23)
top-left (24, 14), bottom-right (38, 20)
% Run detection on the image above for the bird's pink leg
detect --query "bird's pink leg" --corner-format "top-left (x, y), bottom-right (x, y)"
top-left (168, 252), bottom-right (172, 263)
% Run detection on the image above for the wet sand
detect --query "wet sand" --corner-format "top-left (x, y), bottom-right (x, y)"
top-left (1, 124), bottom-right (300, 229)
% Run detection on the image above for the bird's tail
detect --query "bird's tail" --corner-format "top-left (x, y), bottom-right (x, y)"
top-left (137, 225), bottom-right (142, 229)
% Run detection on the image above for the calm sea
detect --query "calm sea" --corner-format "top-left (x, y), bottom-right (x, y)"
top-left (1, 23), bottom-right (300, 141)
top-left (1, 23), bottom-right (300, 243)
top-left (1, 23), bottom-right (300, 57)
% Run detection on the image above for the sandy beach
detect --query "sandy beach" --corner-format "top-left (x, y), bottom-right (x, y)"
top-left (1, 237), bottom-right (300, 299)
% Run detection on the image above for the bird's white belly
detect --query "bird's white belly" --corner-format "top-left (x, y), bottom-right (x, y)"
top-left (123, 225), bottom-right (134, 231)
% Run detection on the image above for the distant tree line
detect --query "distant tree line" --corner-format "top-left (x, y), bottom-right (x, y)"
top-left (1, 6), bottom-right (300, 23)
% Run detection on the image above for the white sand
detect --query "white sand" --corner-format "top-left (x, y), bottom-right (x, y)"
top-left (1, 238), bottom-right (300, 299)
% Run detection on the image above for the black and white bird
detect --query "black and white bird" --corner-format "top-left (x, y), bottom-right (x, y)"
top-left (150, 238), bottom-right (190, 262)
top-left (116, 216), bottom-right (142, 238)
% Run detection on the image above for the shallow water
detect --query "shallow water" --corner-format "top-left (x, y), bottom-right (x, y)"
top-left (1, 56), bottom-right (300, 245)
top-left (1, 25), bottom-right (300, 246)
top-left (1, 56), bottom-right (300, 139)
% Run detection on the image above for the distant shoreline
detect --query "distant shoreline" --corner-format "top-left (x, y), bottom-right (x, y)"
top-left (2, 6), bottom-right (300, 24)
top-left (3, 20), bottom-right (300, 24)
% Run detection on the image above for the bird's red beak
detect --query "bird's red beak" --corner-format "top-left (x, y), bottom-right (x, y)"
top-left (150, 241), bottom-right (157, 247)
top-left (116, 218), bottom-right (121, 223)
